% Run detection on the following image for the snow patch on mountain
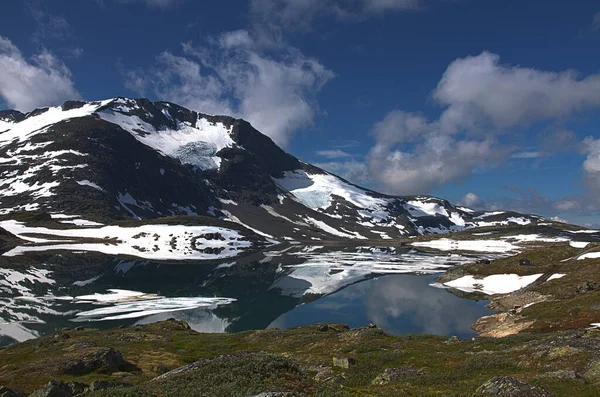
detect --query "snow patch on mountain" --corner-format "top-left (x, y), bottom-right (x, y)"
top-left (77, 180), bottom-right (104, 191)
top-left (0, 100), bottom-right (112, 144)
top-left (98, 108), bottom-right (235, 171)
top-left (405, 199), bottom-right (449, 217)
top-left (273, 170), bottom-right (390, 222)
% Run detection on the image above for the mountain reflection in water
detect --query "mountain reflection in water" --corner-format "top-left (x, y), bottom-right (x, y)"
top-left (0, 245), bottom-right (493, 345)
top-left (269, 274), bottom-right (489, 338)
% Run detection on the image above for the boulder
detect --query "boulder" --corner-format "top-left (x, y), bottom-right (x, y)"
top-left (28, 380), bottom-right (86, 397)
top-left (519, 258), bottom-right (531, 266)
top-left (61, 347), bottom-right (124, 375)
top-left (477, 376), bottom-right (554, 396)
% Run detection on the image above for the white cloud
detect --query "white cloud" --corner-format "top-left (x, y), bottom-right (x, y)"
top-left (250, 0), bottom-right (426, 30)
top-left (593, 11), bottom-right (600, 31)
top-left (315, 149), bottom-right (352, 158)
top-left (511, 151), bottom-right (543, 159)
top-left (314, 160), bottom-right (368, 183)
top-left (0, 36), bottom-right (81, 112)
top-left (30, 8), bottom-right (73, 43)
top-left (550, 216), bottom-right (568, 223)
top-left (582, 137), bottom-right (600, 174)
top-left (367, 134), bottom-right (506, 194)
top-left (124, 30), bottom-right (334, 147)
top-left (359, 52), bottom-right (600, 196)
top-left (434, 52), bottom-right (600, 133)
top-left (457, 192), bottom-right (483, 208)
top-left (119, 0), bottom-right (184, 7)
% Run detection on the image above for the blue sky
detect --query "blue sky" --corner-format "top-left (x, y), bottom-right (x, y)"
top-left (1, 0), bottom-right (600, 225)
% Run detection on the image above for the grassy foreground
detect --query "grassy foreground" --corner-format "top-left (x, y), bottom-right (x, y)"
top-left (0, 319), bottom-right (599, 396)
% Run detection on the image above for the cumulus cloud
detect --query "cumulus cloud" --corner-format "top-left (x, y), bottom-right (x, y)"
top-left (457, 192), bottom-right (483, 208)
top-left (367, 134), bottom-right (507, 194)
top-left (124, 30), bottom-right (334, 147)
top-left (434, 52), bottom-right (600, 133)
top-left (358, 52), bottom-right (600, 195)
top-left (0, 36), bottom-right (81, 112)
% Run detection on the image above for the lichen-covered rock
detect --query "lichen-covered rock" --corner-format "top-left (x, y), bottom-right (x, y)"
top-left (88, 381), bottom-right (130, 392)
top-left (477, 376), bottom-right (554, 396)
top-left (372, 366), bottom-right (421, 385)
top-left (60, 347), bottom-right (124, 375)
top-left (332, 357), bottom-right (355, 369)
top-left (583, 360), bottom-right (600, 382)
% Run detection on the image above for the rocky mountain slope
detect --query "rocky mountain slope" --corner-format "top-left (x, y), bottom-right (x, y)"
top-left (0, 97), bottom-right (543, 246)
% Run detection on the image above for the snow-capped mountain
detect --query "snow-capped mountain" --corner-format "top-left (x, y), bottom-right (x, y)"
top-left (0, 98), bottom-right (542, 242)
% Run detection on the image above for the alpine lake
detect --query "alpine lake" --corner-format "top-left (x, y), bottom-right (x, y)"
top-left (0, 244), bottom-right (493, 346)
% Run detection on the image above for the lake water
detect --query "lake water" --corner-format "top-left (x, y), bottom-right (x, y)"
top-left (0, 245), bottom-right (492, 345)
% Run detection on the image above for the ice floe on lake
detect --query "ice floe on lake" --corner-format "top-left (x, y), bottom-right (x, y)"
top-left (70, 289), bottom-right (236, 322)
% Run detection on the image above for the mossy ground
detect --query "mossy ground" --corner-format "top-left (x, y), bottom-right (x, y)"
top-left (1, 320), bottom-right (599, 396)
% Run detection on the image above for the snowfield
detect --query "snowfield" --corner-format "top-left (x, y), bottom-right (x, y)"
top-left (439, 273), bottom-right (566, 295)
top-left (411, 238), bottom-right (520, 253)
top-left (274, 170), bottom-right (391, 222)
top-left (99, 107), bottom-right (235, 171)
top-left (0, 220), bottom-right (253, 260)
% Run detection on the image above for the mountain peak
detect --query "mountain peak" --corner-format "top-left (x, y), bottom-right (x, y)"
top-left (0, 96), bottom-right (543, 243)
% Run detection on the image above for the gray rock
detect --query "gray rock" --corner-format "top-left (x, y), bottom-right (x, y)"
top-left (372, 366), bottom-right (421, 385)
top-left (477, 376), bottom-right (554, 396)
top-left (28, 380), bottom-right (86, 397)
top-left (88, 381), bottom-right (129, 392)
top-left (332, 357), bottom-right (355, 369)
top-left (544, 370), bottom-right (579, 380)
top-left (61, 347), bottom-right (124, 375)
top-left (0, 386), bottom-right (23, 397)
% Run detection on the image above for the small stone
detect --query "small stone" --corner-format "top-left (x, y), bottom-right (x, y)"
top-left (519, 258), bottom-right (532, 266)
top-left (332, 357), bottom-right (355, 369)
